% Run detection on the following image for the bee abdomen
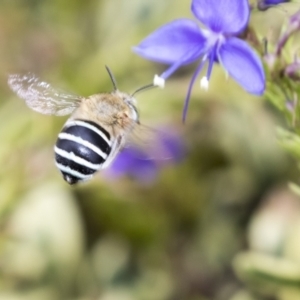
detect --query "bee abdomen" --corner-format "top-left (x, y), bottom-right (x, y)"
top-left (55, 119), bottom-right (111, 184)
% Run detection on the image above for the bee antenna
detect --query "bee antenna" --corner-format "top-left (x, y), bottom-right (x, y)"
top-left (131, 83), bottom-right (156, 97)
top-left (105, 65), bottom-right (118, 91)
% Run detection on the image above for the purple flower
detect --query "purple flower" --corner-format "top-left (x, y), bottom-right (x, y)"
top-left (105, 131), bottom-right (184, 183)
top-left (133, 0), bottom-right (265, 121)
top-left (107, 146), bottom-right (158, 182)
top-left (258, 0), bottom-right (290, 11)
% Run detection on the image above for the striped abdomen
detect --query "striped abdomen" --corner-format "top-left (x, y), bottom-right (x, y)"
top-left (55, 119), bottom-right (111, 184)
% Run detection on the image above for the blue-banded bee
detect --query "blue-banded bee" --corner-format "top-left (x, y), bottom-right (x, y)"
top-left (8, 67), bottom-right (153, 185)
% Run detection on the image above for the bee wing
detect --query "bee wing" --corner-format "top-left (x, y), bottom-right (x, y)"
top-left (8, 73), bottom-right (84, 116)
top-left (100, 122), bottom-right (184, 182)
top-left (102, 135), bottom-right (126, 169)
top-left (102, 121), bottom-right (183, 175)
top-left (126, 123), bottom-right (184, 161)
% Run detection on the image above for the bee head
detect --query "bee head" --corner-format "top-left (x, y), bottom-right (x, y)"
top-left (104, 65), bottom-right (154, 124)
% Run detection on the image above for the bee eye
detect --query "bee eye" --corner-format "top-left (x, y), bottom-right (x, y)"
top-left (130, 105), bottom-right (139, 122)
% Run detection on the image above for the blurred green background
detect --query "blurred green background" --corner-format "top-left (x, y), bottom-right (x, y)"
top-left (1, 1), bottom-right (300, 299)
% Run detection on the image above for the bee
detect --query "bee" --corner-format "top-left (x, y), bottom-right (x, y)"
top-left (8, 66), bottom-right (153, 185)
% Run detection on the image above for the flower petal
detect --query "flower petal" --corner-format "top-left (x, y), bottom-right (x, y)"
top-left (258, 0), bottom-right (290, 10)
top-left (262, 0), bottom-right (290, 4)
top-left (109, 147), bottom-right (157, 182)
top-left (217, 37), bottom-right (265, 95)
top-left (191, 0), bottom-right (249, 34)
top-left (182, 60), bottom-right (205, 122)
top-left (133, 19), bottom-right (206, 64)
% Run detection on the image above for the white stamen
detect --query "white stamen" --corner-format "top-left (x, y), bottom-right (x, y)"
top-left (153, 75), bottom-right (165, 88)
top-left (200, 76), bottom-right (209, 90)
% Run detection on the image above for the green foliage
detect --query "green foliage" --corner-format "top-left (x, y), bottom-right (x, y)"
top-left (0, 1), bottom-right (300, 300)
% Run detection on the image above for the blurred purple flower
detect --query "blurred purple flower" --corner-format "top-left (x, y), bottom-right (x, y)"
top-left (108, 147), bottom-right (157, 182)
top-left (106, 131), bottom-right (184, 183)
top-left (133, 0), bottom-right (265, 121)
top-left (286, 99), bottom-right (296, 112)
top-left (258, 0), bottom-right (290, 10)
top-left (285, 62), bottom-right (300, 81)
